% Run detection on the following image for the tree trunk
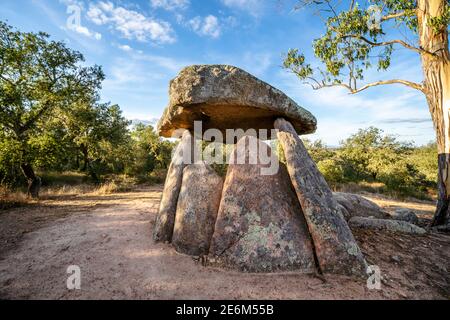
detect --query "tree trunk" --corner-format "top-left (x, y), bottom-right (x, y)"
top-left (81, 145), bottom-right (89, 172)
top-left (418, 0), bottom-right (450, 227)
top-left (80, 144), bottom-right (99, 182)
top-left (20, 163), bottom-right (41, 199)
top-left (75, 154), bottom-right (80, 170)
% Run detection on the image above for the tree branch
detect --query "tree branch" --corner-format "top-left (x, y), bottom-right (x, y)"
top-left (339, 34), bottom-right (436, 57)
top-left (305, 78), bottom-right (425, 94)
top-left (381, 8), bottom-right (418, 21)
top-left (381, 11), bottom-right (408, 21)
top-left (350, 79), bottom-right (425, 94)
top-left (349, 0), bottom-right (355, 11)
top-left (19, 101), bottom-right (52, 135)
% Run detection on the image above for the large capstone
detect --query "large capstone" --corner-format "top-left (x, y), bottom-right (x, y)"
top-left (208, 136), bottom-right (316, 273)
top-left (157, 65), bottom-right (317, 140)
top-left (172, 161), bottom-right (224, 256)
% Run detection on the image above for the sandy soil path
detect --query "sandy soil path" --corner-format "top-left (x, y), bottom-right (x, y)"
top-left (0, 187), bottom-right (448, 300)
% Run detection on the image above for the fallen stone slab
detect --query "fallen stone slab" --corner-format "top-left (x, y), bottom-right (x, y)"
top-left (172, 161), bottom-right (224, 256)
top-left (275, 118), bottom-right (367, 277)
top-left (157, 65), bottom-right (317, 140)
top-left (333, 192), bottom-right (390, 221)
top-left (153, 130), bottom-right (194, 243)
top-left (209, 136), bottom-right (316, 273)
top-left (349, 217), bottom-right (426, 235)
top-left (391, 209), bottom-right (419, 225)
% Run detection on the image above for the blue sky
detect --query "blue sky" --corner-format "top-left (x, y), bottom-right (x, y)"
top-left (0, 0), bottom-right (435, 146)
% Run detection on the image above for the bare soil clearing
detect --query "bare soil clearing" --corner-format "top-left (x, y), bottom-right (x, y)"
top-left (0, 187), bottom-right (448, 300)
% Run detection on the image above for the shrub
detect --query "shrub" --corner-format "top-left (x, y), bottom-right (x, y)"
top-left (317, 158), bottom-right (346, 186)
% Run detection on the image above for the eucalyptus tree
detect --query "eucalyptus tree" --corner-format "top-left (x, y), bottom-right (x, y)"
top-left (0, 21), bottom-right (104, 197)
top-left (284, 0), bottom-right (450, 227)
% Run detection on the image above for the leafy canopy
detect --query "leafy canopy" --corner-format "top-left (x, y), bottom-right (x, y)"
top-left (0, 21), bottom-right (104, 140)
top-left (283, 0), bottom-right (449, 94)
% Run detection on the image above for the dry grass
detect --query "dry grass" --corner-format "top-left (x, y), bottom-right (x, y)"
top-left (0, 186), bottom-right (30, 210)
top-left (333, 181), bottom-right (436, 202)
top-left (333, 181), bottom-right (386, 194)
top-left (92, 175), bottom-right (138, 195)
top-left (1, 175), bottom-right (140, 210)
top-left (41, 184), bottom-right (96, 197)
top-left (330, 181), bottom-right (436, 219)
top-left (362, 193), bottom-right (436, 219)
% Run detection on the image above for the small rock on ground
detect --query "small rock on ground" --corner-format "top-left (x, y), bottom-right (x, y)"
top-left (349, 217), bottom-right (426, 235)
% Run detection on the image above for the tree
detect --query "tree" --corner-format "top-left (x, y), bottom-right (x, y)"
top-left (0, 21), bottom-right (104, 197)
top-left (302, 138), bottom-right (335, 163)
top-left (59, 101), bottom-right (131, 181)
top-left (410, 142), bottom-right (439, 183)
top-left (127, 124), bottom-right (175, 178)
top-left (339, 127), bottom-right (412, 180)
top-left (284, 0), bottom-right (450, 227)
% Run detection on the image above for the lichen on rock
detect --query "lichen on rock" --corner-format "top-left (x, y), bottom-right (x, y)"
top-left (209, 136), bottom-right (316, 273)
top-left (172, 161), bottom-right (224, 256)
top-left (157, 65), bottom-right (317, 140)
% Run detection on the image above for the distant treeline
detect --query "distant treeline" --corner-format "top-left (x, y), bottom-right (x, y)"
top-left (0, 117), bottom-right (175, 188)
top-left (300, 127), bottom-right (437, 199)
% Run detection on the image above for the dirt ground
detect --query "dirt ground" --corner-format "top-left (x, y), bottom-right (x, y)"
top-left (0, 186), bottom-right (448, 300)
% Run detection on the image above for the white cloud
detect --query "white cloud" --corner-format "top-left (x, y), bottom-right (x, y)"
top-left (87, 1), bottom-right (175, 44)
top-left (150, 0), bottom-right (190, 11)
top-left (118, 44), bottom-right (133, 52)
top-left (188, 15), bottom-right (221, 38)
top-left (68, 24), bottom-right (102, 40)
top-left (108, 58), bottom-right (148, 84)
top-left (175, 13), bottom-right (185, 24)
top-left (59, 0), bottom-right (102, 40)
top-left (221, 0), bottom-right (264, 16)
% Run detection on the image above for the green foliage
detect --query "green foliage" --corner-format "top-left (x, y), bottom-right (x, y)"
top-left (126, 124), bottom-right (175, 182)
top-left (201, 141), bottom-right (230, 177)
top-left (304, 127), bottom-right (437, 198)
top-left (317, 158), bottom-right (346, 185)
top-left (0, 131), bottom-right (23, 186)
top-left (283, 49), bottom-right (313, 79)
top-left (0, 21), bottom-right (104, 188)
top-left (409, 142), bottom-right (438, 183)
top-left (285, 2), bottom-right (388, 88)
top-left (429, 4), bottom-right (450, 33)
top-left (0, 21), bottom-right (175, 189)
top-left (285, 0), bottom-right (449, 91)
top-left (302, 139), bottom-right (335, 163)
top-left (373, 0), bottom-right (418, 31)
top-left (339, 127), bottom-right (413, 180)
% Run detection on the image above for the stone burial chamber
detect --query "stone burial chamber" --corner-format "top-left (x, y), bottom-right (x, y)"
top-left (153, 65), bottom-right (368, 277)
